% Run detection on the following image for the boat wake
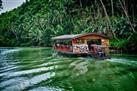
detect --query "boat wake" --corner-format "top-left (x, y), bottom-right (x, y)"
top-left (106, 58), bottom-right (137, 66)
top-left (0, 48), bottom-right (21, 55)
top-left (2, 72), bottom-right (55, 91)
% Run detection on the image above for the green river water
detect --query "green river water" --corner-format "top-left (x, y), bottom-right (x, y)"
top-left (0, 47), bottom-right (137, 91)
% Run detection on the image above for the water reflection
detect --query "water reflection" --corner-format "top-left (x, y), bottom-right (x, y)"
top-left (69, 61), bottom-right (89, 76)
top-left (0, 48), bottom-right (137, 91)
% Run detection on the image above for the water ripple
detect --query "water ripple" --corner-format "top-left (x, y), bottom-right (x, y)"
top-left (0, 77), bottom-right (27, 88)
top-left (2, 72), bottom-right (55, 91)
top-left (107, 58), bottom-right (137, 66)
top-left (0, 49), bottom-right (21, 55)
top-left (0, 66), bottom-right (57, 78)
top-left (29, 86), bottom-right (64, 91)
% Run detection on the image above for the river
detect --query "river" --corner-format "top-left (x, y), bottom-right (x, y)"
top-left (0, 47), bottom-right (137, 91)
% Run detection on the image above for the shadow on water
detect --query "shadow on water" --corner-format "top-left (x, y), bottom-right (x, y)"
top-left (0, 47), bottom-right (137, 91)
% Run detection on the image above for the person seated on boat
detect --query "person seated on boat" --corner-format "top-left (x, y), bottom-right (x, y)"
top-left (90, 43), bottom-right (98, 56)
top-left (97, 46), bottom-right (106, 58)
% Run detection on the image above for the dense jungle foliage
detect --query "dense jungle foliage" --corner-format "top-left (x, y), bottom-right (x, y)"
top-left (0, 0), bottom-right (137, 52)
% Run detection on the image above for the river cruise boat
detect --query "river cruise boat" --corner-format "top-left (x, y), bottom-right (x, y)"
top-left (52, 33), bottom-right (110, 59)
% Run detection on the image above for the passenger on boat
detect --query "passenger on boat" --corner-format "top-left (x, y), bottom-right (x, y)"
top-left (90, 44), bottom-right (106, 58)
top-left (90, 44), bottom-right (97, 56)
top-left (97, 46), bottom-right (106, 58)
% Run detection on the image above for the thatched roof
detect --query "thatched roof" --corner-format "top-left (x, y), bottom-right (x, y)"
top-left (52, 33), bottom-right (108, 40)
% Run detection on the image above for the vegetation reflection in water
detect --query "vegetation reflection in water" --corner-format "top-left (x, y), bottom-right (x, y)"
top-left (0, 48), bottom-right (137, 91)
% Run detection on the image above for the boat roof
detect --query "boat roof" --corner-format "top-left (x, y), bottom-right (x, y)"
top-left (52, 33), bottom-right (108, 40)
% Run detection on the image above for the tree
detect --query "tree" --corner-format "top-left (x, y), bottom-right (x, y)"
top-left (0, 0), bottom-right (137, 51)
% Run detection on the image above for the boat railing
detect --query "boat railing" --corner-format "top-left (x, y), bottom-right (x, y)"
top-left (54, 44), bottom-right (73, 52)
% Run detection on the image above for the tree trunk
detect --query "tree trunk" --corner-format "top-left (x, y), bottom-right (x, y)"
top-left (119, 0), bottom-right (137, 33)
top-left (99, 0), bottom-right (118, 40)
top-left (110, 0), bottom-right (114, 16)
